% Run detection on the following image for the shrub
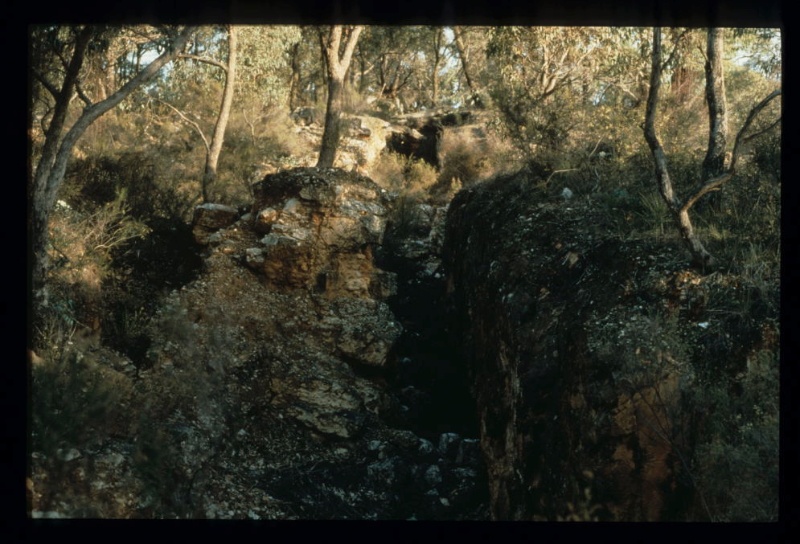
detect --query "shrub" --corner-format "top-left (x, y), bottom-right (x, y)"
top-left (63, 152), bottom-right (197, 224)
top-left (31, 343), bottom-right (131, 457)
top-left (404, 158), bottom-right (439, 197)
top-left (370, 151), bottom-right (408, 191)
top-left (42, 188), bottom-right (151, 334)
top-left (689, 347), bottom-right (779, 521)
top-left (371, 152), bottom-right (439, 198)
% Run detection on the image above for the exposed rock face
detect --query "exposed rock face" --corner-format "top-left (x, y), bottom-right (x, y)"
top-left (386, 121), bottom-right (444, 169)
top-left (441, 168), bottom-right (774, 521)
top-left (184, 168), bottom-right (403, 438)
top-left (30, 166), bottom-right (489, 519)
top-left (247, 167), bottom-right (396, 301)
top-left (289, 113), bottom-right (392, 176)
top-left (192, 203), bottom-right (240, 245)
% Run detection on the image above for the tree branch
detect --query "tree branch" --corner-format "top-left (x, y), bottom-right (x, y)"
top-left (730, 89), bottom-right (781, 170)
top-left (680, 172), bottom-right (733, 213)
top-left (662, 29), bottom-right (691, 71)
top-left (177, 53), bottom-right (228, 72)
top-left (157, 99), bottom-right (210, 153)
top-left (680, 89), bottom-right (780, 213)
top-left (742, 116), bottom-right (781, 145)
top-left (31, 69), bottom-right (60, 100)
top-left (42, 26), bottom-right (197, 211)
top-left (33, 25), bottom-right (95, 197)
top-left (75, 79), bottom-right (93, 106)
top-left (643, 28), bottom-right (679, 209)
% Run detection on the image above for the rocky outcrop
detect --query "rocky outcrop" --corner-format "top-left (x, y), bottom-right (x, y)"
top-left (289, 113), bottom-right (393, 176)
top-left (192, 203), bottom-right (240, 245)
top-left (29, 167), bottom-right (489, 519)
top-left (386, 120), bottom-right (444, 170)
top-left (441, 167), bottom-right (775, 521)
top-left (246, 168), bottom-right (395, 301)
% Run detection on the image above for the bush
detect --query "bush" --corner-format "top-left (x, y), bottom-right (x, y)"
top-left (436, 129), bottom-right (492, 188)
top-left (31, 343), bottom-right (131, 456)
top-left (371, 152), bottom-right (439, 198)
top-left (42, 188), bottom-right (151, 334)
top-left (689, 346), bottom-right (779, 521)
top-left (63, 152), bottom-right (197, 224)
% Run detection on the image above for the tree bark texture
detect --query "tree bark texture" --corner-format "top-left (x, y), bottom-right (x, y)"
top-left (453, 27), bottom-right (481, 105)
top-left (289, 42), bottom-right (301, 112)
top-left (644, 27), bottom-right (714, 269)
top-left (316, 25), bottom-right (363, 168)
top-left (701, 28), bottom-right (728, 210)
top-left (202, 25), bottom-right (237, 203)
top-left (317, 76), bottom-right (344, 168)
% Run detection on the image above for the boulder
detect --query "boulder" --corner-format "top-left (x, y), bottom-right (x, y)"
top-left (192, 203), bottom-right (240, 245)
top-left (248, 168), bottom-right (395, 299)
top-left (385, 121), bottom-right (444, 169)
top-left (441, 167), bottom-right (766, 521)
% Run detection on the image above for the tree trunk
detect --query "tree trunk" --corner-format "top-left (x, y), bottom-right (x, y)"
top-left (431, 28), bottom-right (443, 107)
top-left (30, 26), bottom-right (195, 316)
top-left (700, 28), bottom-right (728, 211)
top-left (453, 26), bottom-right (482, 106)
top-left (289, 42), bottom-right (301, 112)
top-left (202, 25), bottom-right (237, 203)
top-left (644, 27), bottom-right (714, 269)
top-left (316, 25), bottom-right (363, 169)
top-left (317, 76), bottom-right (344, 168)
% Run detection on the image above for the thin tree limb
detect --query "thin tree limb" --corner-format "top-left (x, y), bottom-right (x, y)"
top-left (31, 69), bottom-right (60, 100)
top-left (730, 89), bottom-right (781, 170)
top-left (681, 88), bottom-right (781, 212)
top-left (177, 53), bottom-right (228, 72)
top-left (157, 99), bottom-right (211, 153)
top-left (43, 26), bottom-right (197, 211)
top-left (75, 79), bottom-right (93, 106)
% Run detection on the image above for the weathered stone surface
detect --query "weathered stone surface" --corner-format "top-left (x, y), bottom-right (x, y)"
top-left (192, 203), bottom-right (241, 245)
top-left (249, 168), bottom-right (395, 300)
top-left (441, 167), bottom-right (771, 521)
top-left (30, 166), bottom-right (427, 519)
top-left (386, 120), bottom-right (444, 169)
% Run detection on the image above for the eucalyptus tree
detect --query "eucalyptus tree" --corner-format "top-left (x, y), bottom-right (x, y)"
top-left (316, 25), bottom-right (363, 168)
top-left (485, 27), bottom-right (625, 155)
top-left (643, 27), bottom-right (781, 269)
top-left (29, 25), bottom-right (196, 315)
top-left (418, 26), bottom-right (459, 108)
top-left (153, 25), bottom-right (301, 200)
top-left (452, 26), bottom-right (491, 107)
top-left (236, 25), bottom-right (302, 112)
top-left (167, 25), bottom-right (238, 202)
top-left (355, 26), bottom-right (426, 111)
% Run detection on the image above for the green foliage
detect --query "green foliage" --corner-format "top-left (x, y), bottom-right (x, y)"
top-left (43, 183), bottom-right (152, 335)
top-left (750, 129), bottom-right (781, 182)
top-left (688, 346), bottom-right (779, 521)
top-left (63, 152), bottom-right (196, 223)
top-left (31, 345), bottom-right (130, 456)
top-left (405, 158), bottom-right (439, 196)
top-left (370, 151), bottom-right (408, 191)
top-left (633, 190), bottom-right (671, 238)
top-left (222, 108), bottom-right (312, 174)
top-left (486, 27), bottom-right (645, 159)
top-left (437, 129), bottom-right (497, 188)
top-left (371, 152), bottom-right (438, 197)
top-left (236, 25), bottom-right (302, 110)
